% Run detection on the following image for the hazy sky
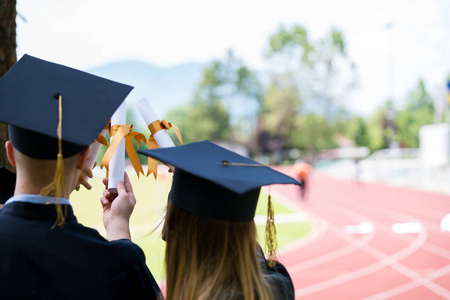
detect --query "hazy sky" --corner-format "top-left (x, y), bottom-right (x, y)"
top-left (16, 0), bottom-right (450, 115)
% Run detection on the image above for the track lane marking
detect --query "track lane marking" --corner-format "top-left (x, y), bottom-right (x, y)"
top-left (271, 179), bottom-right (450, 299)
top-left (271, 190), bottom-right (329, 255)
top-left (362, 264), bottom-right (450, 300)
top-left (311, 198), bottom-right (450, 299)
top-left (294, 218), bottom-right (428, 298)
top-left (441, 213), bottom-right (450, 232)
top-left (344, 222), bottom-right (374, 234)
top-left (289, 204), bottom-right (381, 298)
top-left (391, 222), bottom-right (423, 234)
top-left (335, 196), bottom-right (450, 259)
top-left (287, 209), bottom-right (375, 274)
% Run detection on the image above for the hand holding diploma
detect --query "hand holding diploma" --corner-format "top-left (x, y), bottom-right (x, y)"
top-left (101, 172), bottom-right (135, 241)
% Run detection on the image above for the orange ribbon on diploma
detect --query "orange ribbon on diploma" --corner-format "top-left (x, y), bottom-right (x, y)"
top-left (146, 119), bottom-right (183, 179)
top-left (136, 98), bottom-right (184, 179)
top-left (100, 124), bottom-right (147, 177)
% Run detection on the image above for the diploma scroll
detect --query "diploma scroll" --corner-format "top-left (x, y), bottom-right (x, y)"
top-left (108, 102), bottom-right (127, 190)
top-left (136, 98), bottom-right (175, 148)
top-left (137, 98), bottom-right (178, 178)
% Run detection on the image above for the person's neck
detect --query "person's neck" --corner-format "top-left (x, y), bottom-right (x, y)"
top-left (14, 175), bottom-right (72, 199)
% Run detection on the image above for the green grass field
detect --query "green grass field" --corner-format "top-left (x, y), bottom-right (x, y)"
top-left (71, 172), bottom-right (311, 280)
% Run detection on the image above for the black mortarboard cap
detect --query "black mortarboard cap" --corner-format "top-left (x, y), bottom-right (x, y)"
top-left (0, 54), bottom-right (133, 159)
top-left (138, 140), bottom-right (301, 222)
top-left (0, 167), bottom-right (16, 204)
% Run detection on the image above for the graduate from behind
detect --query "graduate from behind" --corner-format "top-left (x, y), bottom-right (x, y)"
top-left (0, 55), bottom-right (161, 300)
top-left (139, 140), bottom-right (299, 300)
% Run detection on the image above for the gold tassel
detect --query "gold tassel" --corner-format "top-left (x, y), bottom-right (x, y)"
top-left (265, 192), bottom-right (277, 268)
top-left (40, 94), bottom-right (66, 228)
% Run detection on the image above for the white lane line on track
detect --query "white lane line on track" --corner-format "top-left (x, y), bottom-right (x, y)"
top-left (362, 264), bottom-right (450, 300)
top-left (340, 199), bottom-right (450, 260)
top-left (441, 213), bottom-right (450, 232)
top-left (344, 222), bottom-right (374, 234)
top-left (421, 242), bottom-right (450, 260)
top-left (289, 206), bottom-right (380, 297)
top-left (292, 199), bottom-right (447, 298)
top-left (287, 210), bottom-right (375, 275)
top-left (271, 191), bottom-right (328, 254)
top-left (342, 197), bottom-right (450, 258)
top-left (361, 238), bottom-right (450, 299)
top-left (290, 227), bottom-right (374, 274)
top-left (278, 213), bottom-right (328, 255)
top-left (391, 222), bottom-right (423, 234)
top-left (295, 218), bottom-right (429, 298)
top-left (315, 199), bottom-right (450, 299)
top-left (272, 185), bottom-right (449, 299)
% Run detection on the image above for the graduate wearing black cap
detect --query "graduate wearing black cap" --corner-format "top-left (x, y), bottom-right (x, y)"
top-left (0, 55), bottom-right (161, 299)
top-left (139, 140), bottom-right (298, 300)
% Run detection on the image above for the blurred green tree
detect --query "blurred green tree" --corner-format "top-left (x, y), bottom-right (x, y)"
top-left (266, 24), bottom-right (357, 119)
top-left (395, 80), bottom-right (434, 148)
top-left (288, 114), bottom-right (338, 155)
top-left (255, 24), bottom-right (356, 160)
top-left (366, 100), bottom-right (397, 152)
top-left (198, 50), bottom-right (262, 103)
top-left (166, 50), bottom-right (262, 144)
top-left (255, 77), bottom-right (302, 158)
top-left (348, 116), bottom-right (370, 147)
top-left (166, 97), bottom-right (229, 143)
top-left (367, 108), bottom-right (386, 152)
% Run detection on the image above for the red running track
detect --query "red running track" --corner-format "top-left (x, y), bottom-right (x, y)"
top-left (272, 167), bottom-right (450, 300)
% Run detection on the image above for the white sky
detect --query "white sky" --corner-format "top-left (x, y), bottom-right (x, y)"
top-left (16, 0), bottom-right (450, 115)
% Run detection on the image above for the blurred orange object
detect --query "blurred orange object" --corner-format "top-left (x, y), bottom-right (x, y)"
top-left (293, 162), bottom-right (312, 181)
top-left (293, 161), bottom-right (312, 200)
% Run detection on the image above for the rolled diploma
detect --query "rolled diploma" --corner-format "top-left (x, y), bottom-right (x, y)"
top-left (81, 129), bottom-right (107, 183)
top-left (136, 98), bottom-right (175, 148)
top-left (108, 101), bottom-right (127, 189)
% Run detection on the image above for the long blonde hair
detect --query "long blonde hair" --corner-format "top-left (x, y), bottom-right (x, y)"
top-left (163, 201), bottom-right (275, 300)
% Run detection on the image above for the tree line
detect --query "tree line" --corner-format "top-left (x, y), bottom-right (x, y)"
top-left (165, 24), bottom-right (439, 164)
top-left (0, 16), bottom-right (440, 167)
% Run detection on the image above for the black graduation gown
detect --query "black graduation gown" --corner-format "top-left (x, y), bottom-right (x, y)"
top-left (0, 202), bottom-right (162, 300)
top-left (260, 259), bottom-right (295, 300)
top-left (256, 244), bottom-right (294, 299)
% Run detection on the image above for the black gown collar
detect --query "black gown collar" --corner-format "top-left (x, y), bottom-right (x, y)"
top-left (0, 201), bottom-right (77, 222)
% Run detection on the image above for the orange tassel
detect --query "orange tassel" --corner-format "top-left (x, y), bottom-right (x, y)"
top-left (40, 94), bottom-right (66, 228)
top-left (265, 193), bottom-right (277, 268)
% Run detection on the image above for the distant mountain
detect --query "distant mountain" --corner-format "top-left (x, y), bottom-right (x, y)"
top-left (88, 60), bottom-right (205, 119)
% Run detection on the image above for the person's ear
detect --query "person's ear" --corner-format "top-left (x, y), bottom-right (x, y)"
top-left (5, 141), bottom-right (16, 167)
top-left (75, 147), bottom-right (90, 170)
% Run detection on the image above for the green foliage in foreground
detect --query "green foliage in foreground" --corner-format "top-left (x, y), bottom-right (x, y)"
top-left (71, 173), bottom-right (311, 280)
